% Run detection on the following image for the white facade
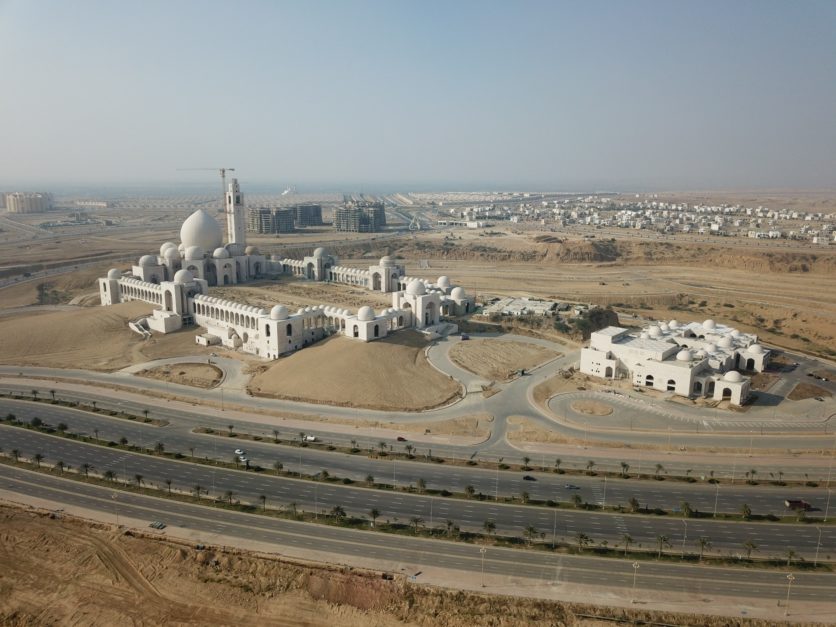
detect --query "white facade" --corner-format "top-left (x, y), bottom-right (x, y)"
top-left (98, 179), bottom-right (472, 360)
top-left (580, 319), bottom-right (770, 406)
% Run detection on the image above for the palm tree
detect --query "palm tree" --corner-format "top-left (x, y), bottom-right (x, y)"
top-left (656, 534), bottom-right (671, 558)
top-left (273, 460), bottom-right (283, 475)
top-left (103, 470), bottom-right (115, 482)
top-left (483, 519), bottom-right (496, 538)
top-left (369, 508), bottom-right (380, 526)
top-left (259, 494), bottom-right (267, 511)
top-left (416, 478), bottom-right (426, 493)
top-left (743, 540), bottom-right (758, 560)
top-left (405, 444), bottom-right (414, 457)
top-left (554, 458), bottom-right (562, 473)
top-left (31, 389), bottom-right (39, 401)
top-left (681, 501), bottom-right (693, 518)
top-left (165, 479), bottom-right (172, 494)
top-left (288, 502), bottom-right (298, 517)
top-left (521, 491), bottom-right (530, 504)
top-left (119, 436), bottom-right (128, 446)
top-left (777, 470), bottom-right (785, 484)
top-left (273, 429), bottom-right (280, 443)
top-left (154, 442), bottom-right (165, 455)
top-left (193, 484), bottom-right (203, 500)
top-left (331, 505), bottom-right (347, 523)
top-left (377, 441), bottom-right (387, 454)
top-left (142, 409), bottom-right (149, 421)
top-left (409, 516), bottom-right (424, 534)
top-left (785, 548), bottom-right (797, 567)
top-left (465, 485), bottom-right (476, 499)
top-left (91, 401), bottom-right (97, 411)
top-left (571, 493), bottom-right (583, 508)
top-left (318, 469), bottom-right (329, 481)
top-left (189, 447), bottom-right (195, 459)
top-left (748, 468), bottom-right (758, 484)
top-left (33, 453), bottom-right (43, 468)
top-left (365, 474), bottom-right (375, 486)
top-left (223, 490), bottom-right (234, 505)
top-left (49, 389), bottom-right (56, 401)
top-left (654, 463), bottom-right (664, 478)
top-left (629, 497), bottom-right (641, 513)
top-left (445, 519), bottom-right (455, 537)
top-left (741, 503), bottom-right (752, 520)
top-left (586, 460), bottom-right (596, 474)
top-left (697, 536), bottom-right (712, 561)
top-left (55, 460), bottom-right (65, 475)
top-left (57, 422), bottom-right (67, 433)
top-left (620, 462), bottom-right (630, 478)
top-left (227, 424), bottom-right (234, 436)
top-left (523, 524), bottom-right (539, 546)
top-left (522, 456), bottom-right (531, 469)
top-left (11, 449), bottom-right (19, 462)
top-left (575, 532), bottom-right (592, 553)
top-left (93, 428), bottom-right (100, 441)
top-left (622, 533), bottom-right (633, 556)
top-left (350, 439), bottom-right (358, 451)
top-left (134, 474), bottom-right (143, 488)
top-left (81, 463), bottom-right (92, 478)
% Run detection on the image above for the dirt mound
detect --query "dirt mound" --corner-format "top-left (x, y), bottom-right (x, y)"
top-left (249, 332), bottom-right (461, 411)
top-left (449, 339), bottom-right (559, 382)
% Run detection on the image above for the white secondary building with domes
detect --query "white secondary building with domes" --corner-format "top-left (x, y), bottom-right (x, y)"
top-left (98, 178), bottom-right (475, 358)
top-left (580, 319), bottom-right (771, 406)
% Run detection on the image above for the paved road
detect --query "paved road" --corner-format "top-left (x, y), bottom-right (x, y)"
top-left (1, 464), bottom-right (834, 615)
top-left (3, 425), bottom-right (834, 560)
top-left (3, 400), bottom-right (835, 520)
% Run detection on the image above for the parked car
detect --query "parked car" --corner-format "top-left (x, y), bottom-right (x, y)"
top-left (563, 483), bottom-right (580, 490)
top-left (304, 435), bottom-right (317, 442)
top-left (396, 436), bottom-right (407, 442)
top-left (784, 499), bottom-right (812, 511)
top-left (460, 333), bottom-right (470, 340)
top-left (522, 475), bottom-right (536, 481)
top-left (234, 448), bottom-right (245, 455)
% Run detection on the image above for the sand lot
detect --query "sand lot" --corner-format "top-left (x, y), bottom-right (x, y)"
top-left (249, 332), bottom-right (461, 411)
top-left (137, 363), bottom-right (223, 389)
top-left (449, 339), bottom-right (559, 382)
top-left (0, 302), bottom-right (205, 371)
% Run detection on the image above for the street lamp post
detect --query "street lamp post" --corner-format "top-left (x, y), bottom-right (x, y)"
top-left (681, 520), bottom-right (688, 558)
top-left (713, 482), bottom-right (720, 518)
top-left (602, 476), bottom-right (607, 510)
top-left (480, 547), bottom-right (487, 588)
top-left (815, 526), bottom-right (822, 567)
top-left (784, 573), bottom-right (795, 617)
top-left (631, 561), bottom-right (640, 603)
top-left (825, 489), bottom-right (832, 523)
top-left (112, 492), bottom-right (119, 527)
top-left (552, 509), bottom-right (557, 549)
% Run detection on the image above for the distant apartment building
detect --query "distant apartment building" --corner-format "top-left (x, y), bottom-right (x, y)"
top-left (248, 207), bottom-right (295, 234)
top-left (6, 192), bottom-right (53, 213)
top-left (334, 199), bottom-right (386, 233)
top-left (293, 203), bottom-right (323, 227)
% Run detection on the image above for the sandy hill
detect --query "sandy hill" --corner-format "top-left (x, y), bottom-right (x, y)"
top-left (249, 331), bottom-right (460, 411)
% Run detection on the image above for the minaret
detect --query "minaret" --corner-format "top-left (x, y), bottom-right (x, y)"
top-left (225, 178), bottom-right (247, 245)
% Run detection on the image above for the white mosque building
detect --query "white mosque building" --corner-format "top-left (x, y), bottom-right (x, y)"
top-left (580, 319), bottom-right (771, 406)
top-left (98, 179), bottom-right (474, 358)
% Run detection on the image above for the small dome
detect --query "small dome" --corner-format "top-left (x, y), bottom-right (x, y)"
top-left (185, 246), bottom-right (204, 261)
top-left (160, 241), bottom-right (177, 256)
top-left (357, 306), bottom-right (375, 321)
top-left (173, 269), bottom-right (194, 283)
top-left (180, 209), bottom-right (223, 251)
top-left (748, 343), bottom-right (764, 354)
top-left (245, 245), bottom-right (260, 256)
top-left (270, 305), bottom-right (289, 320)
top-left (107, 268), bottom-right (121, 280)
top-left (694, 349), bottom-right (707, 359)
top-left (213, 247), bottom-right (230, 259)
top-left (668, 319), bottom-right (679, 329)
top-left (730, 329), bottom-right (741, 337)
top-left (660, 322), bottom-right (669, 332)
top-left (676, 349), bottom-right (692, 362)
top-left (437, 276), bottom-right (451, 289)
top-left (226, 243), bottom-right (245, 257)
top-left (406, 279), bottom-right (426, 296)
top-left (724, 370), bottom-right (742, 382)
top-left (380, 255), bottom-right (394, 266)
top-left (138, 254), bottom-right (157, 266)
top-left (704, 343), bottom-right (717, 353)
top-left (718, 336), bottom-right (733, 348)
top-left (313, 247), bottom-right (326, 258)
top-left (703, 319), bottom-right (716, 330)
top-left (297, 308), bottom-right (305, 315)
top-left (450, 286), bottom-right (466, 300)
top-left (163, 247), bottom-right (180, 260)
top-left (648, 325), bottom-right (662, 337)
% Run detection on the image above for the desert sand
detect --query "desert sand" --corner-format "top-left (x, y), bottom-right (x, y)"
top-left (449, 339), bottom-right (559, 382)
top-left (137, 363), bottom-right (223, 389)
top-left (0, 302), bottom-right (206, 371)
top-left (249, 332), bottom-right (461, 411)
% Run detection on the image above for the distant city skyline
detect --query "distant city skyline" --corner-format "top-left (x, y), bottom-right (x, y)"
top-left (1, 0), bottom-right (835, 191)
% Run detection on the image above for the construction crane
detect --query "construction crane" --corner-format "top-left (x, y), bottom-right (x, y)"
top-left (176, 167), bottom-right (235, 213)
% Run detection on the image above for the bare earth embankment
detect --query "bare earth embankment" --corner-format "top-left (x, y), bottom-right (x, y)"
top-left (449, 339), bottom-right (559, 381)
top-left (249, 332), bottom-right (461, 411)
top-left (136, 363), bottom-right (223, 389)
top-left (0, 302), bottom-right (205, 371)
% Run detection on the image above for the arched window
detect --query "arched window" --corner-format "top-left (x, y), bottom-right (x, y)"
top-left (374, 324), bottom-right (379, 338)
top-left (353, 325), bottom-right (359, 338)
top-left (265, 324), bottom-right (271, 337)
top-left (286, 323), bottom-right (292, 336)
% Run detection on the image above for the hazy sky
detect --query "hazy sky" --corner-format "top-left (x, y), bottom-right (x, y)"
top-left (1, 0), bottom-right (835, 191)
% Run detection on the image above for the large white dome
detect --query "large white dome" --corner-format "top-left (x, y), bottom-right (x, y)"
top-left (180, 209), bottom-right (223, 251)
top-left (313, 247), bottom-right (327, 258)
top-left (748, 343), bottom-right (764, 354)
top-left (380, 255), bottom-right (394, 266)
top-left (213, 247), bottom-right (230, 259)
top-left (676, 349), bottom-right (692, 362)
top-left (406, 279), bottom-right (426, 296)
top-left (160, 242), bottom-right (177, 256)
top-left (437, 276), bottom-right (451, 289)
top-left (450, 286), bottom-right (466, 300)
top-left (173, 269), bottom-right (194, 283)
top-left (703, 319), bottom-right (716, 330)
top-left (723, 370), bottom-right (743, 382)
top-left (107, 268), bottom-right (121, 280)
top-left (138, 254), bottom-right (157, 266)
top-left (184, 246), bottom-right (204, 261)
top-left (357, 306), bottom-right (375, 321)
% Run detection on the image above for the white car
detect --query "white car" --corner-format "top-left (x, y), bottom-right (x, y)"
top-left (234, 448), bottom-right (244, 456)
top-left (238, 456), bottom-right (248, 464)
